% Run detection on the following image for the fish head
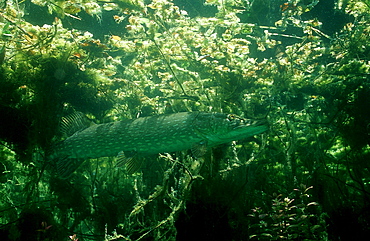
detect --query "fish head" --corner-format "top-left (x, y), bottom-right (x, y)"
top-left (193, 113), bottom-right (268, 146)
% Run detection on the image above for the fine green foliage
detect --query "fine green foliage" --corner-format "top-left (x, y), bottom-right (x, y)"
top-left (248, 185), bottom-right (328, 240)
top-left (1, 0), bottom-right (370, 240)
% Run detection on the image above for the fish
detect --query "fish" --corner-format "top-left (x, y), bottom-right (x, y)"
top-left (49, 112), bottom-right (268, 178)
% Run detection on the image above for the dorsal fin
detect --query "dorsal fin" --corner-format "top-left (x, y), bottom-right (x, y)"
top-left (59, 112), bottom-right (92, 137)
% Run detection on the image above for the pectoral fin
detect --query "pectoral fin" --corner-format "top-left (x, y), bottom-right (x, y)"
top-left (191, 140), bottom-right (208, 158)
top-left (116, 151), bottom-right (144, 174)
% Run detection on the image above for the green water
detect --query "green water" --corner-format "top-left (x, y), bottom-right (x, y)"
top-left (0, 0), bottom-right (369, 240)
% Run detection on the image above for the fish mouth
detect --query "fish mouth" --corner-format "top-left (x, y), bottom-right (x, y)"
top-left (232, 118), bottom-right (268, 130)
top-left (253, 119), bottom-right (269, 127)
top-left (214, 118), bottom-right (268, 143)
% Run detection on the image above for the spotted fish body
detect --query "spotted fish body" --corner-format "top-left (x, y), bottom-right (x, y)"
top-left (50, 112), bottom-right (268, 177)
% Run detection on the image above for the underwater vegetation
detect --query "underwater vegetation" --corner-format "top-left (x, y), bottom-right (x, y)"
top-left (1, 0), bottom-right (370, 240)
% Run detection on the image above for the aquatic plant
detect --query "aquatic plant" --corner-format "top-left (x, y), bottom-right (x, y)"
top-left (1, 0), bottom-right (370, 240)
top-left (248, 185), bottom-right (328, 240)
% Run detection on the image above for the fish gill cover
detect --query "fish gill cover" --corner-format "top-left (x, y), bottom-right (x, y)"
top-left (0, 0), bottom-right (369, 240)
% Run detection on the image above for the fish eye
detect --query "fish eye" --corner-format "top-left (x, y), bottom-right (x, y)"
top-left (227, 114), bottom-right (245, 124)
top-left (227, 114), bottom-right (236, 122)
top-left (226, 114), bottom-right (246, 129)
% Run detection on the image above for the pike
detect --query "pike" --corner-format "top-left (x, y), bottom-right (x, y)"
top-left (49, 112), bottom-right (268, 178)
